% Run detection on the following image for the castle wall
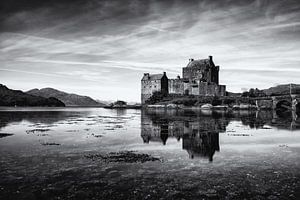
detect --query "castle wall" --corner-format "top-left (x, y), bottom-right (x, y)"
top-left (197, 82), bottom-right (226, 96)
top-left (141, 80), bottom-right (162, 104)
top-left (191, 85), bottom-right (199, 95)
top-left (183, 82), bottom-right (191, 95)
top-left (168, 79), bottom-right (184, 95)
top-left (167, 79), bottom-right (226, 97)
top-left (182, 64), bottom-right (219, 85)
top-left (141, 74), bottom-right (169, 104)
top-left (183, 67), bottom-right (210, 82)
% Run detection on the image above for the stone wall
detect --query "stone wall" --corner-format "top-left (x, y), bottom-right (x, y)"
top-left (141, 74), bottom-right (169, 104)
top-left (168, 79), bottom-right (184, 95)
top-left (182, 66), bottom-right (211, 82)
top-left (141, 80), bottom-right (162, 103)
top-left (168, 80), bottom-right (226, 97)
top-left (183, 82), bottom-right (191, 95)
top-left (198, 82), bottom-right (226, 96)
top-left (191, 85), bottom-right (199, 95)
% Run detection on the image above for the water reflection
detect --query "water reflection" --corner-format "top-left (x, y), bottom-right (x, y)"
top-left (111, 108), bottom-right (127, 116)
top-left (0, 110), bottom-right (90, 129)
top-left (141, 109), bottom-right (300, 161)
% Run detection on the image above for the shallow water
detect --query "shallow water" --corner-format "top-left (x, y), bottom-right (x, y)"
top-left (0, 107), bottom-right (299, 199)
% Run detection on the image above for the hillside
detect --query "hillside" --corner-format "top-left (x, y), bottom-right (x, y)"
top-left (96, 100), bottom-right (112, 106)
top-left (263, 84), bottom-right (300, 96)
top-left (27, 88), bottom-right (105, 107)
top-left (0, 84), bottom-right (65, 107)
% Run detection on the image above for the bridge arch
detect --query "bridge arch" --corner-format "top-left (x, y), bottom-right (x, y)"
top-left (275, 99), bottom-right (292, 111)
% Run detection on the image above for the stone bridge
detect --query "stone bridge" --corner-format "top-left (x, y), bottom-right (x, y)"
top-left (255, 95), bottom-right (300, 111)
top-left (272, 95), bottom-right (300, 111)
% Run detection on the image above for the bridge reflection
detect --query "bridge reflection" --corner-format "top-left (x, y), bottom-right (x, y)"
top-left (141, 109), bottom-right (300, 161)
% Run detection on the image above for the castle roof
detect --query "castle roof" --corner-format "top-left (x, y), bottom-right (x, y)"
top-left (142, 73), bottom-right (165, 81)
top-left (186, 59), bottom-right (211, 68)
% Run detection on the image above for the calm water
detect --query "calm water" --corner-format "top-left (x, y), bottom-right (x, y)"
top-left (0, 107), bottom-right (300, 199)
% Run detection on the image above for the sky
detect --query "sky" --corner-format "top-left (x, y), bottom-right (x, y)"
top-left (0, 0), bottom-right (300, 102)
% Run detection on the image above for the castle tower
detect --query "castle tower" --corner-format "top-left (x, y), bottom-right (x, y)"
top-left (141, 72), bottom-right (168, 104)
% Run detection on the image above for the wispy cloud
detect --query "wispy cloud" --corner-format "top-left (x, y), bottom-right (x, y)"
top-left (16, 58), bottom-right (179, 74)
top-left (1, 0), bottom-right (300, 101)
top-left (0, 68), bottom-right (64, 78)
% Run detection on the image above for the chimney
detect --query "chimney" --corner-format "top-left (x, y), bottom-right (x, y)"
top-left (144, 73), bottom-right (149, 79)
top-left (163, 72), bottom-right (166, 76)
top-left (189, 58), bottom-right (194, 62)
top-left (209, 56), bottom-right (213, 62)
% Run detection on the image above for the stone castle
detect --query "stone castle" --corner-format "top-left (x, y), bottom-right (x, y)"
top-left (141, 56), bottom-right (226, 104)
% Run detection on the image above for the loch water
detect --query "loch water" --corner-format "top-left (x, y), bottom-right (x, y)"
top-left (0, 107), bottom-right (299, 199)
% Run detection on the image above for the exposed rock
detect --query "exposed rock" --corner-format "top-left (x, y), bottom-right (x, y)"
top-left (85, 151), bottom-right (161, 163)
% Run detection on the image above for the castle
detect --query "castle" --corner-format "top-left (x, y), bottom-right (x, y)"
top-left (141, 56), bottom-right (226, 104)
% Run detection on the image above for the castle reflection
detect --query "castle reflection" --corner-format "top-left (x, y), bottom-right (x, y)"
top-left (141, 109), bottom-right (229, 161)
top-left (141, 109), bottom-right (300, 161)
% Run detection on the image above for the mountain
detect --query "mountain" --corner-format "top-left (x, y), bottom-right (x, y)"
top-left (0, 84), bottom-right (65, 107)
top-left (263, 84), bottom-right (300, 96)
top-left (27, 88), bottom-right (105, 107)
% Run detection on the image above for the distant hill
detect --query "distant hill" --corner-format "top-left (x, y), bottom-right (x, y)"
top-left (226, 91), bottom-right (242, 97)
top-left (0, 84), bottom-right (65, 107)
top-left (27, 88), bottom-right (105, 107)
top-left (96, 100), bottom-right (112, 106)
top-left (263, 84), bottom-right (300, 96)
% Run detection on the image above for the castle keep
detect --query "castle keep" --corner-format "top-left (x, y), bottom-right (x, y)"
top-left (141, 56), bottom-right (226, 104)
